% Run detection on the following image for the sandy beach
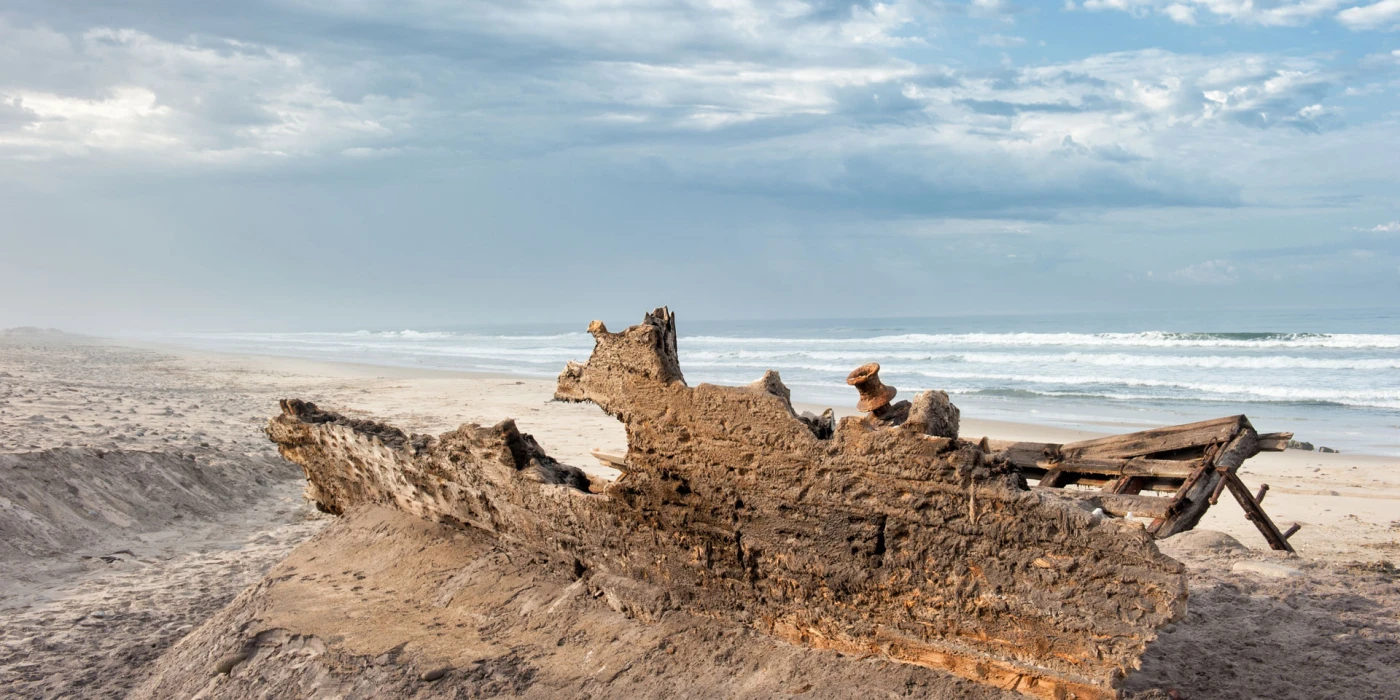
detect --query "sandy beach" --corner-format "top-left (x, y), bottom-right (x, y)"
top-left (2, 331), bottom-right (1398, 698)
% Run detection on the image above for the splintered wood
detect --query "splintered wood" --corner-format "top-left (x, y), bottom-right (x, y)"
top-left (985, 416), bottom-right (1301, 551)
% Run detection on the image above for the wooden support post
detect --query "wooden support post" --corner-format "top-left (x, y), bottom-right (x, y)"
top-left (1223, 472), bottom-right (1295, 553)
top-left (1102, 474), bottom-right (1149, 496)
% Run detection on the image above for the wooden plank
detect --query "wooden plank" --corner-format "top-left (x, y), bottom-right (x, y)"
top-left (1050, 491), bottom-right (1174, 520)
top-left (993, 451), bottom-right (1202, 479)
top-left (590, 448), bottom-right (628, 469)
top-left (984, 440), bottom-right (1061, 466)
top-left (1255, 432), bottom-right (1293, 452)
top-left (1056, 457), bottom-right (1200, 479)
top-left (1061, 415), bottom-right (1246, 459)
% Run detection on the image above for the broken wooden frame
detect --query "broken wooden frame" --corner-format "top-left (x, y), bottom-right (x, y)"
top-left (984, 416), bottom-right (1302, 551)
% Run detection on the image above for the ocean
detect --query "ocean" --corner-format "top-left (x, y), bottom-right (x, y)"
top-left (150, 307), bottom-right (1400, 456)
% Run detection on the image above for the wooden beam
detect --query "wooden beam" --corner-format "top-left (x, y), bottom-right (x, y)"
top-left (993, 450), bottom-right (1203, 479)
top-left (1052, 491), bottom-right (1174, 520)
top-left (1154, 429), bottom-right (1260, 538)
top-left (983, 440), bottom-right (1061, 466)
top-left (1061, 415), bottom-right (1247, 460)
top-left (1058, 457), bottom-right (1200, 479)
top-left (590, 448), bottom-right (628, 469)
top-left (1255, 432), bottom-right (1293, 452)
top-left (1223, 472), bottom-right (1295, 553)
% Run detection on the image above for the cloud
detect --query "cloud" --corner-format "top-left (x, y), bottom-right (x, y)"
top-left (1337, 0), bottom-right (1400, 30)
top-left (1360, 220), bottom-right (1400, 232)
top-left (1169, 258), bottom-right (1238, 284)
top-left (0, 95), bottom-right (40, 129)
top-left (1079, 0), bottom-right (1347, 27)
top-left (1, 0), bottom-right (1397, 327)
top-left (0, 24), bottom-right (420, 164)
top-left (0, 5), bottom-right (1366, 220)
top-left (268, 0), bottom-right (927, 57)
top-left (977, 33), bottom-right (1027, 47)
top-left (1162, 4), bottom-right (1199, 23)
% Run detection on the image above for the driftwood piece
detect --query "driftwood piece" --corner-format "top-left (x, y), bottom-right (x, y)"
top-left (267, 308), bottom-right (1189, 700)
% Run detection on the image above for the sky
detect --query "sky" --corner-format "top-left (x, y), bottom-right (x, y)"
top-left (1, 0), bottom-right (1398, 332)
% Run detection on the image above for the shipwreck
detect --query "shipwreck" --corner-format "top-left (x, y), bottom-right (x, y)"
top-left (266, 308), bottom-right (1296, 699)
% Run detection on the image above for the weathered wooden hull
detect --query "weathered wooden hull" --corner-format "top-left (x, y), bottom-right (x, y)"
top-left (267, 309), bottom-right (1191, 698)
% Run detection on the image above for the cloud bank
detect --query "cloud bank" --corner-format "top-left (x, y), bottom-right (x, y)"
top-left (0, 1), bottom-right (1397, 328)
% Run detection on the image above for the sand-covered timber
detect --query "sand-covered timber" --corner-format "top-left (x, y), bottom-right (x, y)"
top-left (263, 308), bottom-right (1195, 699)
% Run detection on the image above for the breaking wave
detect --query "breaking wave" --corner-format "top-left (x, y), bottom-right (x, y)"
top-left (685, 331), bottom-right (1400, 350)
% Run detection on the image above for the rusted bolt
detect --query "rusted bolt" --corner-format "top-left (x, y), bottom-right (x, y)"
top-left (846, 363), bottom-right (897, 415)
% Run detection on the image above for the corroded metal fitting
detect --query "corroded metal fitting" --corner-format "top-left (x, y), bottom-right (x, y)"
top-left (846, 363), bottom-right (897, 413)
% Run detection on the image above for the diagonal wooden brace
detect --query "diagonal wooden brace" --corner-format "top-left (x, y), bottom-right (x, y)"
top-left (1222, 472), bottom-right (1295, 553)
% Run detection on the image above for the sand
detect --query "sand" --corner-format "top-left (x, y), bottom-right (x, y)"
top-left (131, 505), bottom-right (1017, 700)
top-left (2, 330), bottom-right (1397, 698)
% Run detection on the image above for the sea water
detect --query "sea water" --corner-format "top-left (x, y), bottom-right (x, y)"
top-left (152, 307), bottom-right (1400, 455)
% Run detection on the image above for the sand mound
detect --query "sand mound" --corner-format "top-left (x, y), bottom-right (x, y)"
top-left (0, 445), bottom-right (323, 700)
top-left (132, 506), bottom-right (1019, 700)
top-left (0, 448), bottom-right (292, 574)
top-left (0, 447), bottom-right (319, 699)
top-left (1157, 529), bottom-right (1248, 557)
